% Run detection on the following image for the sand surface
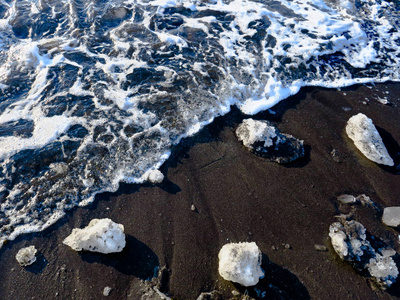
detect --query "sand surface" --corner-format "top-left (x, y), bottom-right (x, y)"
top-left (0, 83), bottom-right (400, 299)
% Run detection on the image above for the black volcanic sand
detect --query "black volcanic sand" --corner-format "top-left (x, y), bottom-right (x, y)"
top-left (1, 83), bottom-right (400, 300)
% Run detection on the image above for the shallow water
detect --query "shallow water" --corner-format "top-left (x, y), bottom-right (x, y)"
top-left (0, 0), bottom-right (398, 246)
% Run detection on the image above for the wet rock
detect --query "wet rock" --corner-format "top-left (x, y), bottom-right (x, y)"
top-left (329, 220), bottom-right (398, 289)
top-left (63, 218), bottom-right (126, 254)
top-left (218, 242), bottom-right (264, 287)
top-left (382, 207), bottom-right (400, 227)
top-left (236, 119), bottom-right (304, 164)
top-left (346, 113), bottom-right (394, 166)
top-left (15, 245), bottom-right (37, 266)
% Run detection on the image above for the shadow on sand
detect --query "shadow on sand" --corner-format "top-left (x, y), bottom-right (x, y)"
top-left (79, 234), bottom-right (159, 280)
top-left (232, 253), bottom-right (310, 300)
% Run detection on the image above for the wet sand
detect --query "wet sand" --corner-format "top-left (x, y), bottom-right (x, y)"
top-left (0, 83), bottom-right (400, 299)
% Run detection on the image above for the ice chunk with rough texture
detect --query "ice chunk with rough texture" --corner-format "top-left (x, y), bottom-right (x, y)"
top-left (15, 245), bottom-right (37, 266)
top-left (382, 207), bottom-right (400, 227)
top-left (329, 220), bottom-right (367, 260)
top-left (367, 253), bottom-right (399, 288)
top-left (329, 219), bottom-right (398, 288)
top-left (346, 113), bottom-right (394, 166)
top-left (146, 169), bottom-right (164, 184)
top-left (218, 242), bottom-right (264, 286)
top-left (236, 119), bottom-right (304, 164)
top-left (63, 218), bottom-right (126, 254)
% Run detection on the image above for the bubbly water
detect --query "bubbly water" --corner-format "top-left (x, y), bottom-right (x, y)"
top-left (0, 0), bottom-right (398, 247)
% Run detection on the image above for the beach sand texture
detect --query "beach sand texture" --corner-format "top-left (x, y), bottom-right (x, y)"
top-left (0, 83), bottom-right (400, 299)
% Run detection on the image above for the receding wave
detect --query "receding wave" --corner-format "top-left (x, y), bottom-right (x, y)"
top-left (0, 0), bottom-right (398, 246)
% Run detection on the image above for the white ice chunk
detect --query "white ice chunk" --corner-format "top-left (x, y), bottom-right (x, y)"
top-left (147, 169), bottom-right (164, 184)
top-left (367, 254), bottom-right (399, 288)
top-left (346, 113), bottom-right (394, 166)
top-left (382, 207), bottom-right (400, 227)
top-left (329, 219), bottom-right (399, 288)
top-left (329, 223), bottom-right (350, 259)
top-left (63, 218), bottom-right (126, 254)
top-left (236, 119), bottom-right (276, 149)
top-left (218, 242), bottom-right (264, 287)
top-left (15, 245), bottom-right (37, 266)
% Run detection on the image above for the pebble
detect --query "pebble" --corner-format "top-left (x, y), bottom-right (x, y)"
top-left (314, 244), bottom-right (328, 252)
top-left (103, 286), bottom-right (112, 296)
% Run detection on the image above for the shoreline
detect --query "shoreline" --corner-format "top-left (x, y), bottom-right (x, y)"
top-left (1, 82), bottom-right (400, 299)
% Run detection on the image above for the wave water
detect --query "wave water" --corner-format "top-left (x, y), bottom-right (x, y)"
top-left (0, 0), bottom-right (399, 247)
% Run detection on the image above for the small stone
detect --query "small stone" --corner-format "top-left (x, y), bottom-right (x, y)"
top-left (314, 244), bottom-right (328, 252)
top-left (15, 246), bottom-right (37, 266)
top-left (284, 244), bottom-right (291, 249)
top-left (231, 290), bottom-right (240, 296)
top-left (330, 149), bottom-right (342, 163)
top-left (103, 286), bottom-right (112, 296)
top-left (337, 194), bottom-right (357, 204)
top-left (382, 207), bottom-right (400, 227)
top-left (191, 204), bottom-right (196, 211)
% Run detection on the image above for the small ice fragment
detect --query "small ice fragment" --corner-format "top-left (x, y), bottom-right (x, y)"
top-left (147, 170), bottom-right (164, 184)
top-left (236, 119), bottom-right (276, 149)
top-left (103, 286), bottom-right (112, 296)
top-left (63, 218), bottom-right (126, 254)
top-left (367, 254), bottom-right (399, 288)
top-left (329, 220), bottom-right (366, 260)
top-left (15, 245), bottom-right (37, 266)
top-left (218, 242), bottom-right (264, 286)
top-left (382, 207), bottom-right (400, 227)
top-left (337, 194), bottom-right (356, 204)
top-left (346, 113), bottom-right (394, 166)
top-left (236, 119), bottom-right (304, 164)
top-left (377, 97), bottom-right (390, 105)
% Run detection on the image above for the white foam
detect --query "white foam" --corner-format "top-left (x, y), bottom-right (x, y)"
top-left (0, 114), bottom-right (80, 160)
